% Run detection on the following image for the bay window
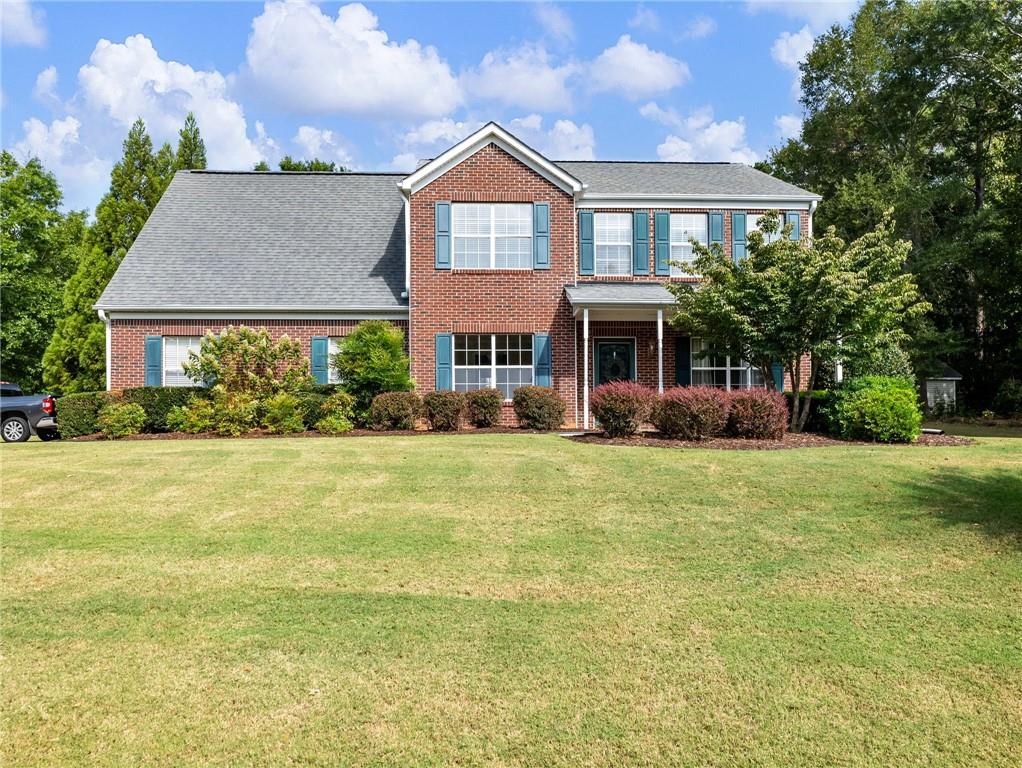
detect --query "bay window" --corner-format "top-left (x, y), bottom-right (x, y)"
top-left (594, 213), bottom-right (632, 275)
top-left (454, 333), bottom-right (533, 400)
top-left (452, 203), bottom-right (532, 269)
top-left (669, 213), bottom-right (708, 276)
top-left (691, 338), bottom-right (766, 390)
top-left (162, 336), bottom-right (202, 386)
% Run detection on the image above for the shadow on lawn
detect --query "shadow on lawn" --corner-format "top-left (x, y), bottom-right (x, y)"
top-left (902, 467), bottom-right (1022, 546)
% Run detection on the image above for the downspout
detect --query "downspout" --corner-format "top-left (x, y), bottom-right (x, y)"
top-left (808, 199), bottom-right (818, 240)
top-left (98, 309), bottom-right (111, 391)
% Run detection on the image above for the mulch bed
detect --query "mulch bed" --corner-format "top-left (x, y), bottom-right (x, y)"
top-left (565, 431), bottom-right (972, 450)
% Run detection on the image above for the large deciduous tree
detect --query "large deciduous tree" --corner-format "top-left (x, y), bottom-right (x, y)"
top-left (667, 212), bottom-right (929, 432)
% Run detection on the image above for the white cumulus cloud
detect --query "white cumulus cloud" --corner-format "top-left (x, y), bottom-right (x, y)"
top-left (462, 44), bottom-right (578, 112)
top-left (534, 3), bottom-right (574, 44)
top-left (244, 1), bottom-right (461, 118)
top-left (33, 65), bottom-right (59, 104)
top-left (1, 0), bottom-right (46, 46)
top-left (681, 15), bottom-right (717, 40)
top-left (589, 35), bottom-right (689, 99)
top-left (293, 126), bottom-right (353, 165)
top-left (771, 25), bottom-right (814, 70)
top-left (12, 117), bottom-right (110, 210)
top-left (628, 6), bottom-right (659, 32)
top-left (774, 113), bottom-right (802, 140)
top-left (746, 0), bottom-right (858, 31)
top-left (509, 114), bottom-right (595, 160)
top-left (641, 102), bottom-right (758, 163)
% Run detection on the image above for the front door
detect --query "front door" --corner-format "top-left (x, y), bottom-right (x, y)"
top-left (595, 340), bottom-right (635, 385)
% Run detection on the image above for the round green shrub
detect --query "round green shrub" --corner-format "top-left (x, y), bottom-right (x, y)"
top-left (122, 387), bottom-right (196, 432)
top-left (211, 391), bottom-right (259, 437)
top-left (262, 392), bottom-right (305, 434)
top-left (96, 401), bottom-right (146, 439)
top-left (465, 388), bottom-right (503, 427)
top-left (56, 391), bottom-right (113, 437)
top-left (512, 386), bottom-right (566, 431)
top-left (828, 376), bottom-right (922, 443)
top-left (167, 397), bottom-right (216, 434)
top-left (369, 391), bottom-right (422, 430)
top-left (315, 392), bottom-right (356, 434)
top-left (590, 381), bottom-right (654, 437)
top-left (652, 386), bottom-right (729, 440)
top-left (423, 391), bottom-right (465, 431)
top-left (293, 392), bottom-right (329, 429)
top-left (728, 389), bottom-right (789, 439)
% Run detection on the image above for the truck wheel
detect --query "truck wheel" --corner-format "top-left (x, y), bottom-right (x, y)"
top-left (37, 429), bottom-right (61, 442)
top-left (1, 416), bottom-right (30, 443)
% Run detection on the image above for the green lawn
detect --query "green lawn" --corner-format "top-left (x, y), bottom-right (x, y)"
top-left (3, 435), bottom-right (1021, 767)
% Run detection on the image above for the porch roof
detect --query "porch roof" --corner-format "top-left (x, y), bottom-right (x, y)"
top-left (565, 282), bottom-right (676, 308)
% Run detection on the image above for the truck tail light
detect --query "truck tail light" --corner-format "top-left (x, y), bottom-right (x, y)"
top-left (41, 395), bottom-right (55, 415)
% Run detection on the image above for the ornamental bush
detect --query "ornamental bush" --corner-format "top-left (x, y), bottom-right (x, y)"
top-left (423, 391), bottom-right (465, 431)
top-left (293, 392), bottom-right (328, 430)
top-left (96, 401), bottom-right (145, 439)
top-left (166, 388), bottom-right (258, 436)
top-left (262, 392), bottom-right (306, 434)
top-left (465, 388), bottom-right (503, 428)
top-left (314, 391), bottom-right (356, 434)
top-left (167, 397), bottom-right (215, 434)
top-left (827, 376), bottom-right (921, 443)
top-left (652, 386), bottom-right (729, 440)
top-left (122, 387), bottom-right (196, 432)
top-left (56, 391), bottom-right (113, 437)
top-left (333, 321), bottom-right (414, 419)
top-left (369, 391), bottom-right (422, 430)
top-left (590, 381), bottom-right (655, 437)
top-left (728, 389), bottom-right (789, 439)
top-left (182, 326), bottom-right (311, 395)
top-left (512, 386), bottom-right (565, 430)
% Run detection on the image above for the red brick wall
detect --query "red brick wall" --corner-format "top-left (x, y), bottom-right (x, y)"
top-left (408, 143), bottom-right (578, 426)
top-left (109, 318), bottom-right (408, 389)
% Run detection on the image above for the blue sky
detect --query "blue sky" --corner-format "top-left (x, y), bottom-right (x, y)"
top-left (1, 0), bottom-right (858, 211)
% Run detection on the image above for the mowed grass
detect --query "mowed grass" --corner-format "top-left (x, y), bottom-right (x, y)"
top-left (2, 434), bottom-right (1021, 767)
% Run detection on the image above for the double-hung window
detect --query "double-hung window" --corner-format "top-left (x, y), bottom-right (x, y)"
top-left (690, 338), bottom-right (766, 390)
top-left (452, 203), bottom-right (532, 269)
top-left (747, 213), bottom-right (782, 244)
top-left (669, 213), bottom-right (708, 276)
top-left (162, 336), bottom-right (202, 387)
top-left (454, 334), bottom-right (533, 400)
top-left (328, 337), bottom-right (342, 384)
top-left (594, 213), bottom-right (632, 275)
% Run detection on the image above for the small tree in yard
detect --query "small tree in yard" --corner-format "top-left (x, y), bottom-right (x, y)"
top-left (183, 326), bottom-right (310, 395)
top-left (668, 211), bottom-right (928, 432)
top-left (333, 321), bottom-right (413, 416)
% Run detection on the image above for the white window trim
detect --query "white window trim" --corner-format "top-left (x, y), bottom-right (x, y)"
top-left (452, 203), bottom-right (532, 270)
top-left (691, 338), bottom-right (765, 390)
top-left (162, 335), bottom-right (202, 387)
top-left (593, 212), bottom-right (633, 276)
top-left (669, 212), bottom-right (708, 277)
top-left (454, 333), bottom-right (534, 402)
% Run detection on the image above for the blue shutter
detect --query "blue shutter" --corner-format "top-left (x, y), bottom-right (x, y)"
top-left (654, 212), bottom-right (670, 276)
top-left (785, 211), bottom-right (801, 241)
top-left (533, 202), bottom-right (550, 269)
top-left (435, 201), bottom-right (451, 269)
top-left (710, 212), bottom-right (724, 246)
top-left (533, 333), bottom-right (552, 387)
top-left (731, 212), bottom-right (747, 263)
top-left (771, 362), bottom-right (785, 391)
top-left (311, 336), bottom-right (329, 385)
top-left (144, 336), bottom-right (163, 387)
top-left (435, 333), bottom-right (453, 391)
top-left (675, 336), bottom-right (691, 386)
top-left (632, 210), bottom-right (649, 275)
top-left (578, 211), bottom-right (594, 275)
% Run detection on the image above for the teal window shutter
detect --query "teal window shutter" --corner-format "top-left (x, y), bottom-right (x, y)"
top-left (311, 336), bottom-right (329, 385)
top-left (771, 362), bottom-right (785, 391)
top-left (578, 210), bottom-right (594, 275)
top-left (435, 333), bottom-right (453, 391)
top-left (144, 336), bottom-right (163, 386)
top-left (785, 211), bottom-right (801, 241)
top-left (675, 336), bottom-right (691, 386)
top-left (731, 212), bottom-right (747, 263)
top-left (533, 202), bottom-right (550, 269)
top-left (435, 201), bottom-right (451, 269)
top-left (710, 212), bottom-right (724, 246)
top-left (533, 333), bottom-right (552, 387)
top-left (654, 212), bottom-right (670, 276)
top-left (632, 210), bottom-right (649, 274)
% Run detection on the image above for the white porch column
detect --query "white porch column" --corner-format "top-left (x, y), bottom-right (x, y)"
top-left (656, 309), bottom-right (664, 393)
top-left (582, 307), bottom-right (590, 429)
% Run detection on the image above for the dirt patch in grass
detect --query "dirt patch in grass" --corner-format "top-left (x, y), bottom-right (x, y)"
top-left (566, 431), bottom-right (973, 450)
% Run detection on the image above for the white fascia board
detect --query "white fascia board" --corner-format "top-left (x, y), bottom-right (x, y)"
top-left (399, 122), bottom-right (583, 195)
top-left (106, 308), bottom-right (409, 321)
top-left (578, 194), bottom-right (820, 209)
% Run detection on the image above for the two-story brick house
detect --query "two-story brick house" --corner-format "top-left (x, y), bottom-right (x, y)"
top-left (97, 122), bottom-right (820, 428)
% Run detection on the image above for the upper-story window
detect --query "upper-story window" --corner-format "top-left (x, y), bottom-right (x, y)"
top-left (669, 213), bottom-right (708, 277)
top-left (594, 213), bottom-right (632, 275)
top-left (747, 213), bottom-right (782, 244)
top-left (452, 203), bottom-right (532, 269)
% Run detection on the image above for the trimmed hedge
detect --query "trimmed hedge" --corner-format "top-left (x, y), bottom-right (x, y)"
top-left (56, 391), bottom-right (112, 437)
top-left (512, 386), bottom-right (565, 431)
top-left (370, 391), bottom-right (422, 430)
top-left (423, 391), bottom-right (465, 431)
top-left (827, 376), bottom-right (921, 443)
top-left (728, 390), bottom-right (788, 439)
top-left (96, 402), bottom-right (145, 439)
top-left (652, 386), bottom-right (729, 440)
top-left (294, 392), bottom-right (329, 430)
top-left (466, 388), bottom-right (503, 427)
top-left (590, 381), bottom-right (654, 437)
top-left (123, 387), bottom-right (196, 432)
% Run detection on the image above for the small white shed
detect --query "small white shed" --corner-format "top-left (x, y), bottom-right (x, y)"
top-left (925, 364), bottom-right (962, 413)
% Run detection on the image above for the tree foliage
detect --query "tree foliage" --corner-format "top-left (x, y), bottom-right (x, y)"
top-left (175, 112), bottom-right (207, 170)
top-left (333, 321), bottom-right (413, 416)
top-left (276, 156), bottom-right (344, 172)
top-left (667, 211), bottom-right (928, 431)
top-left (759, 0), bottom-right (1022, 407)
top-left (183, 326), bottom-right (311, 396)
top-left (0, 152), bottom-right (86, 391)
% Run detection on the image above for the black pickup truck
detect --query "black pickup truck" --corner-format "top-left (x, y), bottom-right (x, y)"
top-left (0, 383), bottom-right (59, 442)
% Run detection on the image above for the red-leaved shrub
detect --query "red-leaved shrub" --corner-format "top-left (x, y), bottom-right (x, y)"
top-left (652, 386), bottom-right (730, 440)
top-left (423, 390), bottom-right (465, 431)
top-left (727, 389), bottom-right (788, 439)
top-left (590, 381), bottom-right (655, 437)
top-left (512, 386), bottom-right (566, 430)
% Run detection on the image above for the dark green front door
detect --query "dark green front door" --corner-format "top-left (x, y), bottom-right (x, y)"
top-left (595, 340), bottom-right (635, 385)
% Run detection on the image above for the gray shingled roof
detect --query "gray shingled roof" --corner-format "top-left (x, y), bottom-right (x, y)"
top-left (566, 282), bottom-right (676, 306)
top-left (557, 161), bottom-right (821, 199)
top-left (97, 170), bottom-right (407, 311)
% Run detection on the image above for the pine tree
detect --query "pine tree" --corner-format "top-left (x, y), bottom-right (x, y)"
top-left (175, 112), bottom-right (207, 170)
